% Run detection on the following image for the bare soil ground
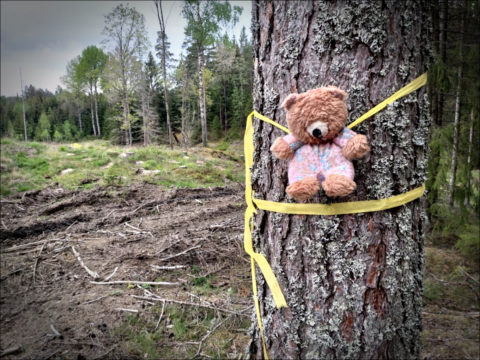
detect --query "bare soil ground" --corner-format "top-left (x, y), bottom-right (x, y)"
top-left (0, 183), bottom-right (478, 359)
top-left (0, 183), bottom-right (252, 359)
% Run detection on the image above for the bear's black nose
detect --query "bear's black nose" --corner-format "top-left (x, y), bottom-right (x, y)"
top-left (312, 128), bottom-right (322, 138)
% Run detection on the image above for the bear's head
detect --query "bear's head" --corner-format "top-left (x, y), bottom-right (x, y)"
top-left (281, 86), bottom-right (348, 144)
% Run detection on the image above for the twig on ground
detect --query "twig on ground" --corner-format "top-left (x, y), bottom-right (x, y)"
top-left (64, 220), bottom-right (78, 232)
top-left (195, 315), bottom-right (232, 357)
top-left (150, 264), bottom-right (187, 270)
top-left (0, 267), bottom-right (24, 281)
top-left (115, 308), bottom-right (138, 313)
top-left (71, 246), bottom-right (99, 279)
top-left (50, 324), bottom-right (61, 336)
top-left (32, 240), bottom-right (49, 284)
top-left (459, 267), bottom-right (480, 284)
top-left (131, 295), bottom-right (248, 317)
top-left (125, 222), bottom-right (142, 232)
top-left (0, 345), bottom-right (22, 357)
top-left (158, 244), bottom-right (201, 262)
top-left (154, 300), bottom-right (166, 332)
top-left (82, 294), bottom-right (111, 305)
top-left (104, 266), bottom-right (119, 281)
top-left (3, 238), bottom-right (56, 253)
top-left (91, 280), bottom-right (181, 286)
top-left (1, 220), bottom-right (7, 230)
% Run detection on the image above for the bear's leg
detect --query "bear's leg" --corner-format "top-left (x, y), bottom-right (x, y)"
top-left (286, 178), bottom-right (320, 201)
top-left (322, 174), bottom-right (356, 197)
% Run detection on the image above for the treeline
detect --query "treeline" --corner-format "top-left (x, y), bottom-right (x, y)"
top-left (427, 0), bottom-right (479, 255)
top-left (0, 1), bottom-right (252, 146)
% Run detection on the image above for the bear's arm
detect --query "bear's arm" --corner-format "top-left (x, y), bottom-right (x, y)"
top-left (333, 127), bottom-right (357, 148)
top-left (334, 127), bottom-right (370, 160)
top-left (271, 134), bottom-right (304, 160)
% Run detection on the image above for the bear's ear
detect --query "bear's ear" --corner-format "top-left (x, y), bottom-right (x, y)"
top-left (281, 93), bottom-right (298, 110)
top-left (326, 86), bottom-right (347, 101)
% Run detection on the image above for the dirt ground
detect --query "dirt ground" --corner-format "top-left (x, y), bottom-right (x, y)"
top-left (1, 183), bottom-right (478, 359)
top-left (0, 183), bottom-right (252, 359)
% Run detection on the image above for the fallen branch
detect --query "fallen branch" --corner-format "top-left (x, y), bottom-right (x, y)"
top-left (71, 246), bottom-right (99, 279)
top-left (32, 239), bottom-right (50, 284)
top-left (154, 300), bottom-right (166, 332)
top-left (150, 264), bottom-right (187, 271)
top-left (50, 324), bottom-right (61, 337)
top-left (115, 308), bottom-right (138, 313)
top-left (104, 266), bottom-right (119, 281)
top-left (195, 315), bottom-right (232, 357)
top-left (131, 295), bottom-right (248, 317)
top-left (0, 345), bottom-right (22, 357)
top-left (158, 244), bottom-right (201, 262)
top-left (82, 294), bottom-right (111, 305)
top-left (91, 280), bottom-right (181, 286)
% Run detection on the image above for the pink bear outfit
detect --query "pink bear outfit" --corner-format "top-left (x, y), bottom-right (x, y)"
top-left (283, 127), bottom-right (357, 186)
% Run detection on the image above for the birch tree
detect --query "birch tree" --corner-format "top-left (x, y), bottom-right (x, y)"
top-left (248, 1), bottom-right (431, 358)
top-left (62, 57), bottom-right (85, 134)
top-left (182, 0), bottom-right (242, 147)
top-left (78, 46), bottom-right (108, 138)
top-left (102, 4), bottom-right (148, 145)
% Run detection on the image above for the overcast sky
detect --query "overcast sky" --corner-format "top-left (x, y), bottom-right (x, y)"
top-left (0, 1), bottom-right (252, 97)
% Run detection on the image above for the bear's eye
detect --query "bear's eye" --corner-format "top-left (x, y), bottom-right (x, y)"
top-left (307, 121), bottom-right (328, 139)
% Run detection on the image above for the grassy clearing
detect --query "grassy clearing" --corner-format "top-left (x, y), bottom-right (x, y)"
top-left (0, 138), bottom-right (244, 196)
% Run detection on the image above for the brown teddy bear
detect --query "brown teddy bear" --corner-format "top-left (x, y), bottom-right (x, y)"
top-left (271, 86), bottom-right (370, 201)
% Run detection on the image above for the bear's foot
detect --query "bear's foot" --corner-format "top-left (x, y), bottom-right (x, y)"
top-left (286, 178), bottom-right (320, 201)
top-left (322, 174), bottom-right (356, 197)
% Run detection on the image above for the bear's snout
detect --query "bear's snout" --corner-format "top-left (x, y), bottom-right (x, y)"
top-left (307, 121), bottom-right (329, 140)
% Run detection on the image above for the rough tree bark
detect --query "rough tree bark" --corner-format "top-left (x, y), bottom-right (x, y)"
top-left (249, 1), bottom-right (431, 359)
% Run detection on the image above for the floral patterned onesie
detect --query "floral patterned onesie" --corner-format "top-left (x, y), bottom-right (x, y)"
top-left (282, 127), bottom-right (357, 185)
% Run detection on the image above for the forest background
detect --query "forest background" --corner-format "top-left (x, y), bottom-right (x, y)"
top-left (0, 0), bottom-right (479, 358)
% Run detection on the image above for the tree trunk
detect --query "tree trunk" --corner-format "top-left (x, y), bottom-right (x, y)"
top-left (90, 89), bottom-right (97, 137)
top-left (464, 108), bottom-right (474, 207)
top-left (447, 4), bottom-right (465, 207)
top-left (77, 105), bottom-right (83, 134)
top-left (155, 1), bottom-right (173, 149)
top-left (19, 68), bottom-right (27, 141)
top-left (249, 1), bottom-right (431, 359)
top-left (198, 48), bottom-right (207, 147)
top-left (437, 0), bottom-right (447, 127)
top-left (94, 83), bottom-right (101, 138)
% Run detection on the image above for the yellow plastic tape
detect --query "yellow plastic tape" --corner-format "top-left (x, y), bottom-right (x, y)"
top-left (347, 72), bottom-right (428, 129)
top-left (253, 184), bottom-right (425, 216)
top-left (244, 73), bottom-right (427, 356)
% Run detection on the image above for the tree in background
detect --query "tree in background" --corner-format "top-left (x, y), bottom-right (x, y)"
top-left (248, 1), bottom-right (431, 358)
top-left (140, 52), bottom-right (160, 145)
top-left (77, 46), bottom-right (108, 138)
top-left (182, 0), bottom-right (242, 147)
top-left (34, 112), bottom-right (51, 142)
top-left (154, 0), bottom-right (174, 149)
top-left (102, 3), bottom-right (148, 145)
top-left (62, 56), bottom-right (85, 134)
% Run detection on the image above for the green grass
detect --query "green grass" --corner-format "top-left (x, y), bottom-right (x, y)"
top-left (111, 303), bottom-right (249, 359)
top-left (0, 138), bottom-right (244, 196)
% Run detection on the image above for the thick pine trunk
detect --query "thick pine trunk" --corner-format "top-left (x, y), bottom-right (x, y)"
top-left (249, 1), bottom-right (431, 359)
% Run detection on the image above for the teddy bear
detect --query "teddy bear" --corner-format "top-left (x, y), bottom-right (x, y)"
top-left (270, 86), bottom-right (370, 201)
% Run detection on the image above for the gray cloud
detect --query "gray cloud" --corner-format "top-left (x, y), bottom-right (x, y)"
top-left (1, 1), bottom-right (251, 97)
